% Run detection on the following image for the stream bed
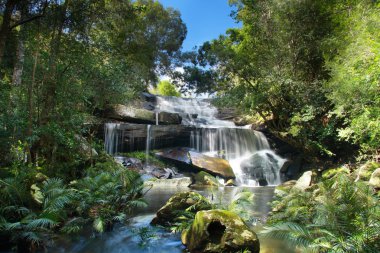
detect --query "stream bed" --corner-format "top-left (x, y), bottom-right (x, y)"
top-left (46, 186), bottom-right (295, 253)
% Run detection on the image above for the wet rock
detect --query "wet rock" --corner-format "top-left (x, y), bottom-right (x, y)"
top-left (144, 177), bottom-right (192, 188)
top-left (240, 151), bottom-right (282, 185)
top-left (155, 147), bottom-right (192, 164)
top-left (151, 191), bottom-right (213, 227)
top-left (369, 168), bottom-right (380, 189)
top-left (103, 124), bottom-right (193, 153)
top-left (192, 171), bottom-right (222, 187)
top-left (294, 171), bottom-right (315, 190)
top-left (156, 148), bottom-right (235, 180)
top-left (115, 156), bottom-right (143, 172)
top-left (182, 209), bottom-right (260, 253)
top-left (151, 167), bottom-right (177, 179)
top-left (141, 92), bottom-right (157, 103)
top-left (157, 111), bottom-right (182, 125)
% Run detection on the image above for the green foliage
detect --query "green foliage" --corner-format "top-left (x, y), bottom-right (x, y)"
top-left (150, 80), bottom-right (181, 97)
top-left (132, 226), bottom-right (157, 247)
top-left (265, 173), bottom-right (380, 252)
top-left (0, 156), bottom-right (146, 249)
top-left (177, 0), bottom-right (380, 157)
top-left (325, 1), bottom-right (380, 155)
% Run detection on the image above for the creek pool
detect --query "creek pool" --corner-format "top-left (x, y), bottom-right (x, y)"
top-left (46, 186), bottom-right (295, 253)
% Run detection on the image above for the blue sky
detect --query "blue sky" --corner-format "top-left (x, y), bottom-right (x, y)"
top-left (159, 0), bottom-right (240, 51)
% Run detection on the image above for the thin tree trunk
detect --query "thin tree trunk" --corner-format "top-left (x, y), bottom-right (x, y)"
top-left (27, 52), bottom-right (38, 163)
top-left (41, 0), bottom-right (69, 122)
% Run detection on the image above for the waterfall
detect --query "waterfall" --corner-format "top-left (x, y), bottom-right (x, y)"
top-left (155, 95), bottom-right (286, 186)
top-left (104, 123), bottom-right (122, 155)
top-left (156, 96), bottom-right (235, 127)
top-left (146, 125), bottom-right (152, 164)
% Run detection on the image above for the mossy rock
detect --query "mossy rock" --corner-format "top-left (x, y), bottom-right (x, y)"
top-left (193, 171), bottom-right (222, 187)
top-left (274, 180), bottom-right (297, 196)
top-left (294, 171), bottom-right (317, 191)
top-left (151, 191), bottom-right (213, 226)
top-left (322, 167), bottom-right (350, 180)
top-left (353, 161), bottom-right (380, 181)
top-left (182, 209), bottom-right (260, 253)
top-left (369, 168), bottom-right (380, 189)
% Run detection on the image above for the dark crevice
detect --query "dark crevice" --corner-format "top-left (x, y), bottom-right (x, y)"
top-left (207, 221), bottom-right (226, 244)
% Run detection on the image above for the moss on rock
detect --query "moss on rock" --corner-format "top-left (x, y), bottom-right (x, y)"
top-left (182, 209), bottom-right (260, 253)
top-left (151, 191), bottom-right (213, 226)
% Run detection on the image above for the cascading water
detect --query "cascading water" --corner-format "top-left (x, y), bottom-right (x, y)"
top-left (146, 125), bottom-right (152, 164)
top-left (104, 123), bottom-right (122, 155)
top-left (155, 95), bottom-right (286, 186)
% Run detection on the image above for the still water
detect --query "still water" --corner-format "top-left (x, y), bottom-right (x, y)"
top-left (46, 186), bottom-right (295, 253)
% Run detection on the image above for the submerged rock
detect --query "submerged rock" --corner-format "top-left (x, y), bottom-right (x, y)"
top-left (144, 177), bottom-right (192, 188)
top-left (182, 209), bottom-right (260, 253)
top-left (151, 191), bottom-right (213, 227)
top-left (156, 148), bottom-right (235, 180)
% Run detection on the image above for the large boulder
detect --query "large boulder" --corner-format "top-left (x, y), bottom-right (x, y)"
top-left (155, 148), bottom-right (235, 180)
top-left (369, 168), bottom-right (380, 189)
top-left (182, 209), bottom-right (260, 253)
top-left (151, 191), bottom-right (213, 226)
top-left (104, 104), bottom-right (181, 125)
top-left (294, 171), bottom-right (316, 191)
top-left (240, 151), bottom-right (283, 186)
top-left (189, 151), bottom-right (235, 179)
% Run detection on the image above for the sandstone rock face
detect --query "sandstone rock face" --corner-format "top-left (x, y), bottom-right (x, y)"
top-left (189, 151), bottom-right (235, 179)
top-left (155, 148), bottom-right (235, 180)
top-left (104, 104), bottom-right (181, 125)
top-left (151, 192), bottom-right (213, 227)
top-left (369, 168), bottom-right (380, 189)
top-left (182, 209), bottom-right (260, 253)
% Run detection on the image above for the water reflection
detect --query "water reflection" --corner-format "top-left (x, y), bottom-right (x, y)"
top-left (45, 186), bottom-right (295, 253)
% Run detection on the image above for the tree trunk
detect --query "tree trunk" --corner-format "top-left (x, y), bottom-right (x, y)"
top-left (41, 0), bottom-right (69, 123)
top-left (11, 34), bottom-right (25, 86)
top-left (27, 51), bottom-right (38, 163)
top-left (0, 0), bottom-right (19, 66)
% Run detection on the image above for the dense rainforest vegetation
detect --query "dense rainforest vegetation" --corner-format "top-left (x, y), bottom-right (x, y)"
top-left (178, 0), bottom-right (380, 160)
top-left (0, 0), bottom-right (379, 252)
